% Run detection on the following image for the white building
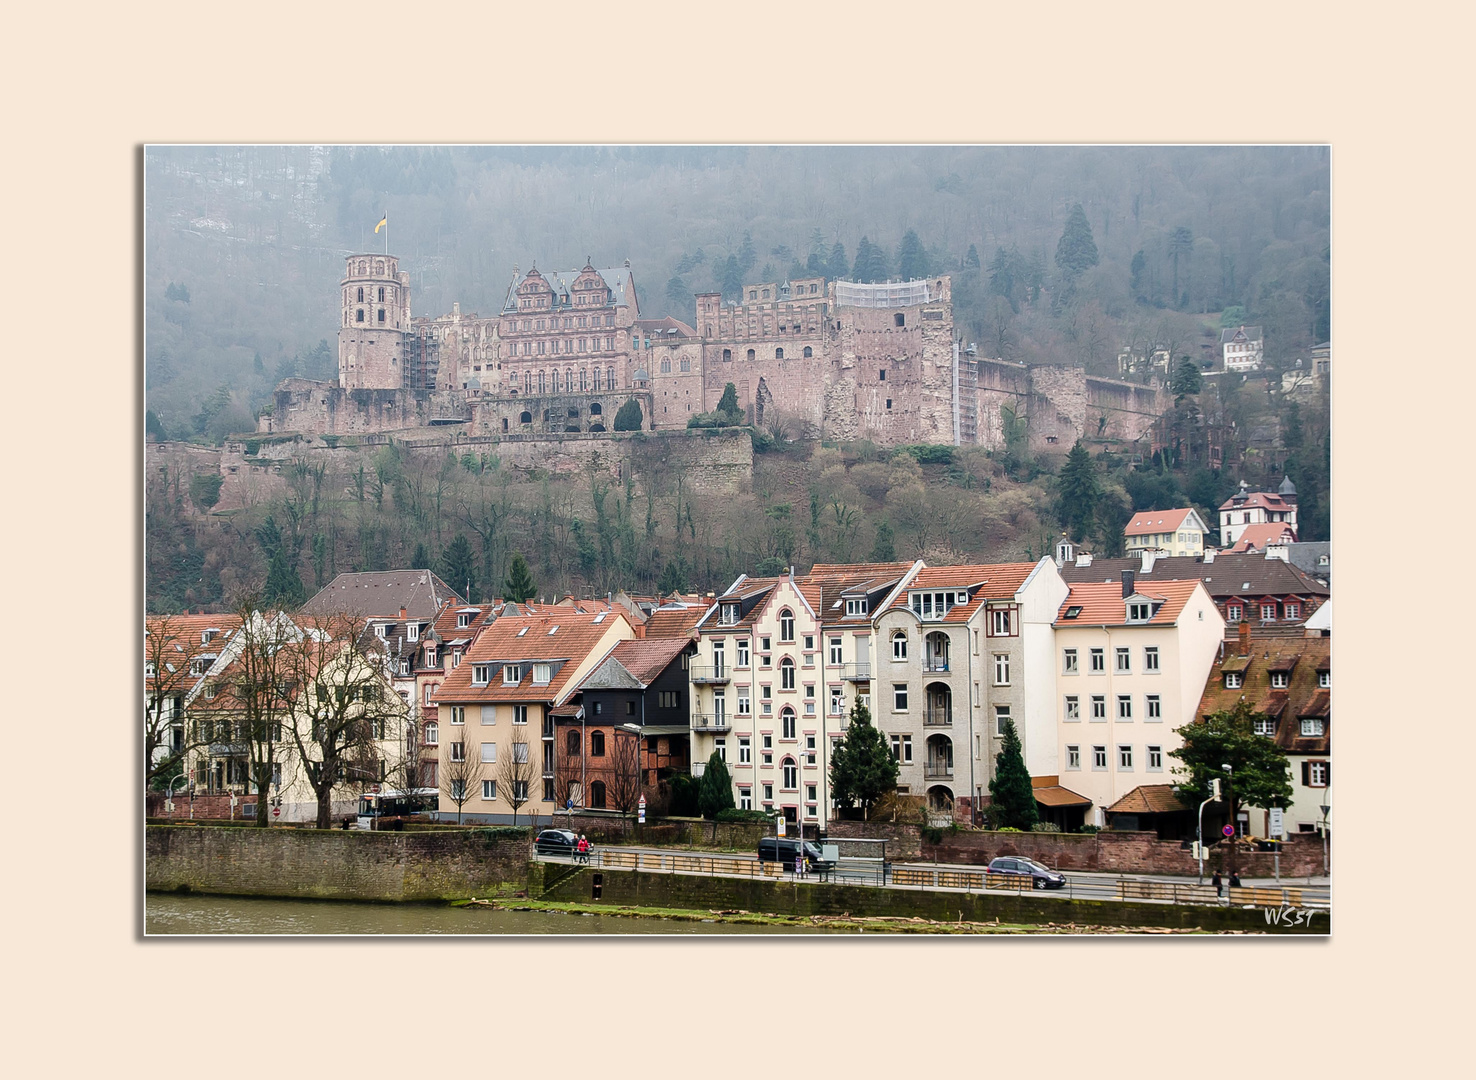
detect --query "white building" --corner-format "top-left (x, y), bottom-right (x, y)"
top-left (1221, 325), bottom-right (1264, 371)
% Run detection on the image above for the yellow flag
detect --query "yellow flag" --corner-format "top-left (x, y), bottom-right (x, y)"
top-left (374, 215), bottom-right (387, 234)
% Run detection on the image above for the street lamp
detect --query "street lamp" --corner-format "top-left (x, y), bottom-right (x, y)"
top-left (1196, 777), bottom-right (1221, 885)
top-left (1221, 764), bottom-right (1235, 897)
top-left (1319, 797), bottom-right (1331, 879)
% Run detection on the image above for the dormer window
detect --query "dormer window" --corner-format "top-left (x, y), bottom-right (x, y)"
top-left (425, 646), bottom-right (437, 668)
top-left (472, 664), bottom-right (492, 686)
top-left (503, 664), bottom-right (521, 685)
top-left (990, 608), bottom-right (1013, 635)
top-left (720, 603), bottom-right (740, 626)
top-left (533, 663), bottom-right (552, 685)
top-left (407, 623), bottom-right (420, 642)
top-left (1318, 670), bottom-right (1330, 689)
top-left (844, 598), bottom-right (868, 616)
top-left (375, 624), bottom-right (388, 639)
top-left (1225, 672), bottom-right (1243, 689)
top-left (399, 659), bottom-right (410, 676)
top-left (457, 613), bottom-right (472, 629)
top-left (201, 629), bottom-right (217, 645)
top-left (910, 591), bottom-right (959, 620)
top-left (145, 662), bottom-right (157, 678)
top-left (1127, 601), bottom-right (1152, 623)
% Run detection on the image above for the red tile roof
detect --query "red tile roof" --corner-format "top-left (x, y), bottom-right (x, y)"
top-left (605, 637), bottom-right (692, 685)
top-left (642, 605), bottom-right (709, 640)
top-left (884, 562), bottom-right (1038, 623)
top-left (1227, 522), bottom-right (1298, 553)
top-left (1197, 636), bottom-right (1331, 753)
top-left (1106, 785), bottom-right (1187, 815)
top-left (433, 610), bottom-right (632, 705)
top-left (1125, 508), bottom-right (1195, 536)
top-left (1055, 579), bottom-right (1205, 627)
top-left (1218, 490), bottom-right (1294, 513)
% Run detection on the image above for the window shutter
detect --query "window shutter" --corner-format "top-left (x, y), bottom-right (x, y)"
top-left (1301, 761), bottom-right (1310, 786)
top-left (1323, 762), bottom-right (1331, 787)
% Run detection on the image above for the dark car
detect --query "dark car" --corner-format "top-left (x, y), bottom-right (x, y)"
top-left (987, 856), bottom-right (1067, 889)
top-left (758, 837), bottom-right (834, 871)
top-left (534, 829), bottom-right (579, 857)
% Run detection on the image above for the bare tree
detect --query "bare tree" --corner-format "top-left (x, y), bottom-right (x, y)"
top-left (284, 612), bottom-right (408, 828)
top-left (607, 730), bottom-right (644, 819)
top-left (440, 733), bottom-right (483, 826)
top-left (498, 730), bottom-right (537, 827)
top-left (145, 614), bottom-right (213, 794)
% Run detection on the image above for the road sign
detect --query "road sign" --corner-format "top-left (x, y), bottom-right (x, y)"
top-left (1268, 807), bottom-right (1284, 839)
top-left (777, 816), bottom-right (786, 837)
top-left (1222, 824), bottom-right (1235, 837)
top-left (566, 798), bottom-right (574, 810)
top-left (794, 855), bottom-right (803, 874)
top-left (1319, 804), bottom-right (1330, 819)
top-left (638, 795), bottom-right (646, 824)
top-left (272, 806), bottom-right (281, 818)
top-left (165, 800), bottom-right (174, 814)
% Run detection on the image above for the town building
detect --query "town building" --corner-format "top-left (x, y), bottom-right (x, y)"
top-left (1218, 477), bottom-right (1299, 548)
top-left (1123, 507), bottom-right (1211, 558)
top-left (1221, 325), bottom-right (1264, 371)
top-left (1052, 573), bottom-right (1225, 826)
top-left (145, 612), bottom-right (245, 778)
top-left (299, 569), bottom-right (461, 621)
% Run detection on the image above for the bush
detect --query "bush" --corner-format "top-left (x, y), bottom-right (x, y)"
top-left (188, 472), bottom-right (224, 510)
top-left (1077, 824), bottom-right (1101, 834)
top-left (713, 808), bottom-right (770, 823)
top-left (996, 826), bottom-right (1022, 833)
top-left (894, 443), bottom-right (955, 466)
top-left (613, 397), bottom-right (643, 431)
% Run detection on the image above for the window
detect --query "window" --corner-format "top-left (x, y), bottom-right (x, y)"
top-left (714, 737), bottom-right (727, 763)
top-left (779, 609), bottom-right (795, 642)
top-left (889, 734), bottom-right (913, 763)
top-left (991, 609), bottom-right (1013, 635)
top-left (1147, 746), bottom-right (1163, 771)
top-left (720, 603), bottom-right (740, 625)
top-left (1305, 761), bottom-right (1329, 787)
top-left (879, 368), bottom-right (887, 381)
top-left (775, 348), bottom-right (784, 359)
top-left (1066, 745), bottom-right (1081, 770)
top-left (994, 705), bottom-right (1012, 737)
top-left (450, 706), bottom-right (465, 726)
top-left (1319, 670), bottom-right (1330, 689)
top-left (482, 779), bottom-right (497, 800)
top-left (1261, 603), bottom-right (1277, 621)
top-left (782, 758), bottom-right (798, 790)
top-left (781, 709), bottom-right (796, 740)
top-left (806, 734), bottom-right (817, 766)
top-left (533, 663), bottom-right (552, 686)
top-left (424, 646), bottom-right (437, 668)
top-left (658, 691), bottom-right (679, 709)
top-left (566, 730), bottom-right (581, 756)
top-left (1146, 695), bottom-right (1161, 721)
top-left (844, 598), bottom-right (867, 616)
top-left (480, 742), bottom-right (497, 764)
top-left (760, 636), bottom-right (771, 658)
top-left (780, 657), bottom-right (796, 691)
top-left (737, 689), bottom-right (751, 715)
top-left (449, 741), bottom-right (466, 763)
top-left (1254, 716), bottom-right (1277, 737)
top-left (1064, 695), bottom-right (1080, 722)
top-left (893, 684), bottom-right (908, 712)
top-left (762, 783), bottom-right (773, 804)
top-left (829, 637), bottom-right (843, 664)
top-left (1127, 601), bottom-right (1151, 622)
top-left (1301, 717), bottom-right (1325, 737)
top-left (830, 686), bottom-right (844, 715)
top-left (1115, 647), bottom-right (1131, 673)
top-left (1091, 696), bottom-right (1106, 721)
top-left (512, 741), bottom-right (529, 764)
top-left (473, 664), bottom-right (491, 686)
top-left (1092, 746), bottom-right (1108, 770)
top-left (1225, 672), bottom-right (1243, 689)
top-left (993, 654), bottom-right (1010, 686)
top-left (407, 623), bottom-right (419, 642)
top-left (449, 778), bottom-right (465, 800)
top-left (1270, 671), bottom-right (1289, 689)
top-left (739, 788), bottom-right (752, 810)
top-left (739, 737), bottom-right (751, 764)
top-left (512, 705), bottom-right (527, 725)
top-left (479, 704), bottom-right (495, 726)
top-left (723, 349), bottom-right (732, 362)
top-left (1285, 602), bottom-right (1301, 620)
top-left (1090, 648), bottom-right (1105, 673)
top-left (590, 731), bottom-right (605, 756)
top-left (1144, 646), bottom-right (1160, 672)
top-left (803, 634), bottom-right (815, 653)
top-left (1118, 745), bottom-right (1133, 770)
top-left (737, 638), bottom-right (750, 666)
top-left (747, 349), bottom-right (755, 361)
top-left (1227, 604), bottom-right (1243, 622)
top-left (1063, 648), bottom-right (1079, 674)
top-left (804, 685), bottom-right (815, 715)
top-left (502, 664), bottom-right (521, 685)
top-left (424, 722), bottom-right (438, 745)
top-left (892, 631), bottom-right (908, 661)
top-left (806, 785), bottom-right (817, 812)
top-left (1117, 695), bottom-right (1133, 721)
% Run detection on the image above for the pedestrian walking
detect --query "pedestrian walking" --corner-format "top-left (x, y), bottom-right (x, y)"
top-left (576, 834), bottom-right (590, 864)
top-left (1212, 871), bottom-right (1223, 897)
top-left (1230, 871), bottom-right (1241, 889)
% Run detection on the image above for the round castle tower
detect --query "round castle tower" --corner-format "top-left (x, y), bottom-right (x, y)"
top-left (339, 254), bottom-right (411, 390)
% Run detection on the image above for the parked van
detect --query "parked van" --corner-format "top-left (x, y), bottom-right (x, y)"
top-left (758, 837), bottom-right (834, 871)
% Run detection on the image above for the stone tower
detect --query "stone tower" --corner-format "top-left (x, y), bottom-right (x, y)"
top-left (339, 253), bottom-right (411, 390)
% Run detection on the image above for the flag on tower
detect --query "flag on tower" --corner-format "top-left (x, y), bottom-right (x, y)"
top-left (374, 214), bottom-right (387, 234)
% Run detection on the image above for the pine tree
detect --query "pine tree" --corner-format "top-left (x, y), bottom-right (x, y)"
top-left (829, 701), bottom-right (898, 820)
top-left (827, 242), bottom-right (849, 280)
top-left (737, 230), bottom-right (756, 275)
top-left (503, 551), bottom-right (537, 603)
top-left (613, 397), bottom-right (643, 431)
top-left (1056, 441), bottom-right (1102, 544)
top-left (697, 751), bottom-right (735, 818)
top-left (896, 229), bottom-right (930, 280)
top-left (439, 534), bottom-right (478, 601)
top-left (716, 382), bottom-right (740, 421)
top-left (411, 542), bottom-right (430, 571)
top-left (1172, 358), bottom-right (1202, 397)
top-left (657, 554), bottom-right (690, 596)
top-left (870, 518), bottom-right (896, 561)
top-left (1054, 203), bottom-right (1100, 277)
top-left (965, 243), bottom-right (981, 271)
top-left (988, 718), bottom-right (1038, 830)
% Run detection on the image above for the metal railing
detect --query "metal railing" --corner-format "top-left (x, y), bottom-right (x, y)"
top-left (922, 660), bottom-right (950, 673)
top-left (688, 665), bottom-right (731, 684)
top-left (839, 663), bottom-right (872, 682)
top-left (923, 764), bottom-right (954, 780)
top-left (690, 713), bottom-right (732, 733)
top-left (922, 711), bottom-right (952, 727)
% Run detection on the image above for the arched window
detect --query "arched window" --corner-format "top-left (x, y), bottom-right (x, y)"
top-left (502, 418), bottom-right (509, 432)
top-left (779, 609), bottom-right (794, 642)
top-left (775, 348), bottom-right (784, 359)
top-left (567, 730), bottom-right (581, 756)
top-left (660, 357), bottom-right (671, 373)
top-left (723, 349), bottom-right (732, 362)
top-left (590, 780), bottom-right (606, 808)
top-left (781, 757), bottom-right (797, 790)
top-left (590, 731), bottom-right (605, 756)
top-left (423, 722), bottom-right (438, 746)
top-left (780, 657), bottom-right (796, 691)
top-left (781, 706), bottom-right (796, 740)
top-left (803, 346), bottom-right (813, 358)
top-left (357, 287), bottom-right (364, 302)
top-left (892, 630), bottom-right (908, 661)
top-left (519, 411), bottom-right (532, 425)
top-left (747, 349), bottom-right (755, 361)
top-left (589, 402), bottom-right (602, 415)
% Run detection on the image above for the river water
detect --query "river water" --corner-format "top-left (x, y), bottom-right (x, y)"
top-left (145, 893), bottom-right (840, 935)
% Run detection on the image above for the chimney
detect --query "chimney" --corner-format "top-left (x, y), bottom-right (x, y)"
top-left (1121, 570), bottom-right (1135, 599)
top-left (1238, 620), bottom-right (1251, 654)
top-left (1140, 549), bottom-right (1156, 574)
top-left (399, 607), bottom-right (407, 619)
top-left (1203, 549), bottom-right (1216, 563)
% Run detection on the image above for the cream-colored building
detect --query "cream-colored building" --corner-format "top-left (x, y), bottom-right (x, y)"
top-left (1123, 507), bottom-right (1210, 558)
top-left (1053, 574), bottom-right (1225, 826)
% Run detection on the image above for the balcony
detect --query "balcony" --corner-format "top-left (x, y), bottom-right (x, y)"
top-left (922, 660), bottom-right (950, 673)
top-left (924, 763), bottom-right (954, 781)
top-left (691, 713), bottom-right (732, 734)
top-left (688, 665), bottom-right (731, 685)
top-left (922, 710), bottom-right (952, 728)
top-left (839, 662), bottom-right (872, 682)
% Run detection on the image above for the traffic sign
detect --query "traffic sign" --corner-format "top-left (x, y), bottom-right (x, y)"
top-left (165, 800), bottom-right (174, 814)
top-left (777, 816), bottom-right (786, 837)
top-left (638, 795), bottom-right (646, 824)
top-left (1268, 807), bottom-right (1284, 839)
top-left (272, 806), bottom-right (281, 818)
top-left (1222, 824), bottom-right (1236, 837)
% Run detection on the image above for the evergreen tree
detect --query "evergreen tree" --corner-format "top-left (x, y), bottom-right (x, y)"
top-left (1056, 441), bottom-right (1102, 544)
top-left (613, 397), bottom-right (643, 431)
top-left (1130, 249), bottom-right (1149, 299)
top-left (829, 701), bottom-right (898, 820)
top-left (1054, 203), bottom-right (1100, 277)
top-left (755, 555), bottom-right (787, 577)
top-left (256, 515), bottom-right (306, 608)
top-left (503, 551), bottom-right (537, 603)
top-left (440, 534), bottom-right (478, 601)
top-left (737, 230), bottom-right (756, 275)
top-left (988, 719), bottom-right (1038, 830)
top-left (870, 518), bottom-right (896, 561)
top-left (719, 255), bottom-right (743, 302)
top-left (853, 237), bottom-right (875, 282)
top-left (965, 243), bottom-right (981, 271)
top-left (1172, 358), bottom-right (1202, 397)
top-left (411, 542), bottom-right (430, 570)
top-left (827, 241), bottom-right (849, 280)
top-left (896, 229), bottom-right (930, 280)
top-left (716, 382), bottom-right (740, 420)
top-left (665, 275), bottom-right (692, 316)
top-left (697, 751), bottom-right (735, 818)
top-left (146, 409), bottom-right (167, 441)
top-left (657, 554), bottom-right (690, 595)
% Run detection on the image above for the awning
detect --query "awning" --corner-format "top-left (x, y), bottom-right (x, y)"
top-left (1033, 785), bottom-right (1093, 808)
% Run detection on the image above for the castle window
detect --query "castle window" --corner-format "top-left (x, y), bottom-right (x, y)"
top-left (723, 349), bottom-right (732, 362)
top-left (749, 290), bottom-right (757, 301)
top-left (378, 287), bottom-right (385, 303)
top-left (607, 367), bottom-right (615, 387)
top-left (803, 346), bottom-right (812, 358)
top-left (680, 358), bottom-right (690, 372)
top-left (590, 402), bottom-right (602, 415)
top-left (747, 349), bottom-right (755, 361)
top-left (879, 369), bottom-right (886, 381)
top-left (378, 308), bottom-right (385, 323)
top-left (775, 348), bottom-right (784, 359)
top-left (502, 418), bottom-right (509, 432)
top-left (356, 309), bottom-right (364, 323)
top-left (886, 398), bottom-right (893, 409)
top-left (894, 313), bottom-right (905, 327)
top-left (661, 358), bottom-right (671, 373)
top-left (520, 411), bottom-right (532, 424)
top-left (593, 368), bottom-right (602, 390)
top-left (357, 287), bottom-right (364, 302)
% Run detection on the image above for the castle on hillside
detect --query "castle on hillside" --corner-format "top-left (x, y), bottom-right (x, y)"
top-left (261, 252), bottom-right (1168, 455)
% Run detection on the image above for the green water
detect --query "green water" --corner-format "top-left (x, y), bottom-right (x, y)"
top-left (145, 893), bottom-right (839, 935)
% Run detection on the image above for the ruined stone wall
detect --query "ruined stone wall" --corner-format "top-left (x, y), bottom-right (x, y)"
top-left (470, 390), bottom-right (647, 436)
top-left (645, 339), bottom-right (706, 429)
top-left (260, 381), bottom-right (469, 436)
